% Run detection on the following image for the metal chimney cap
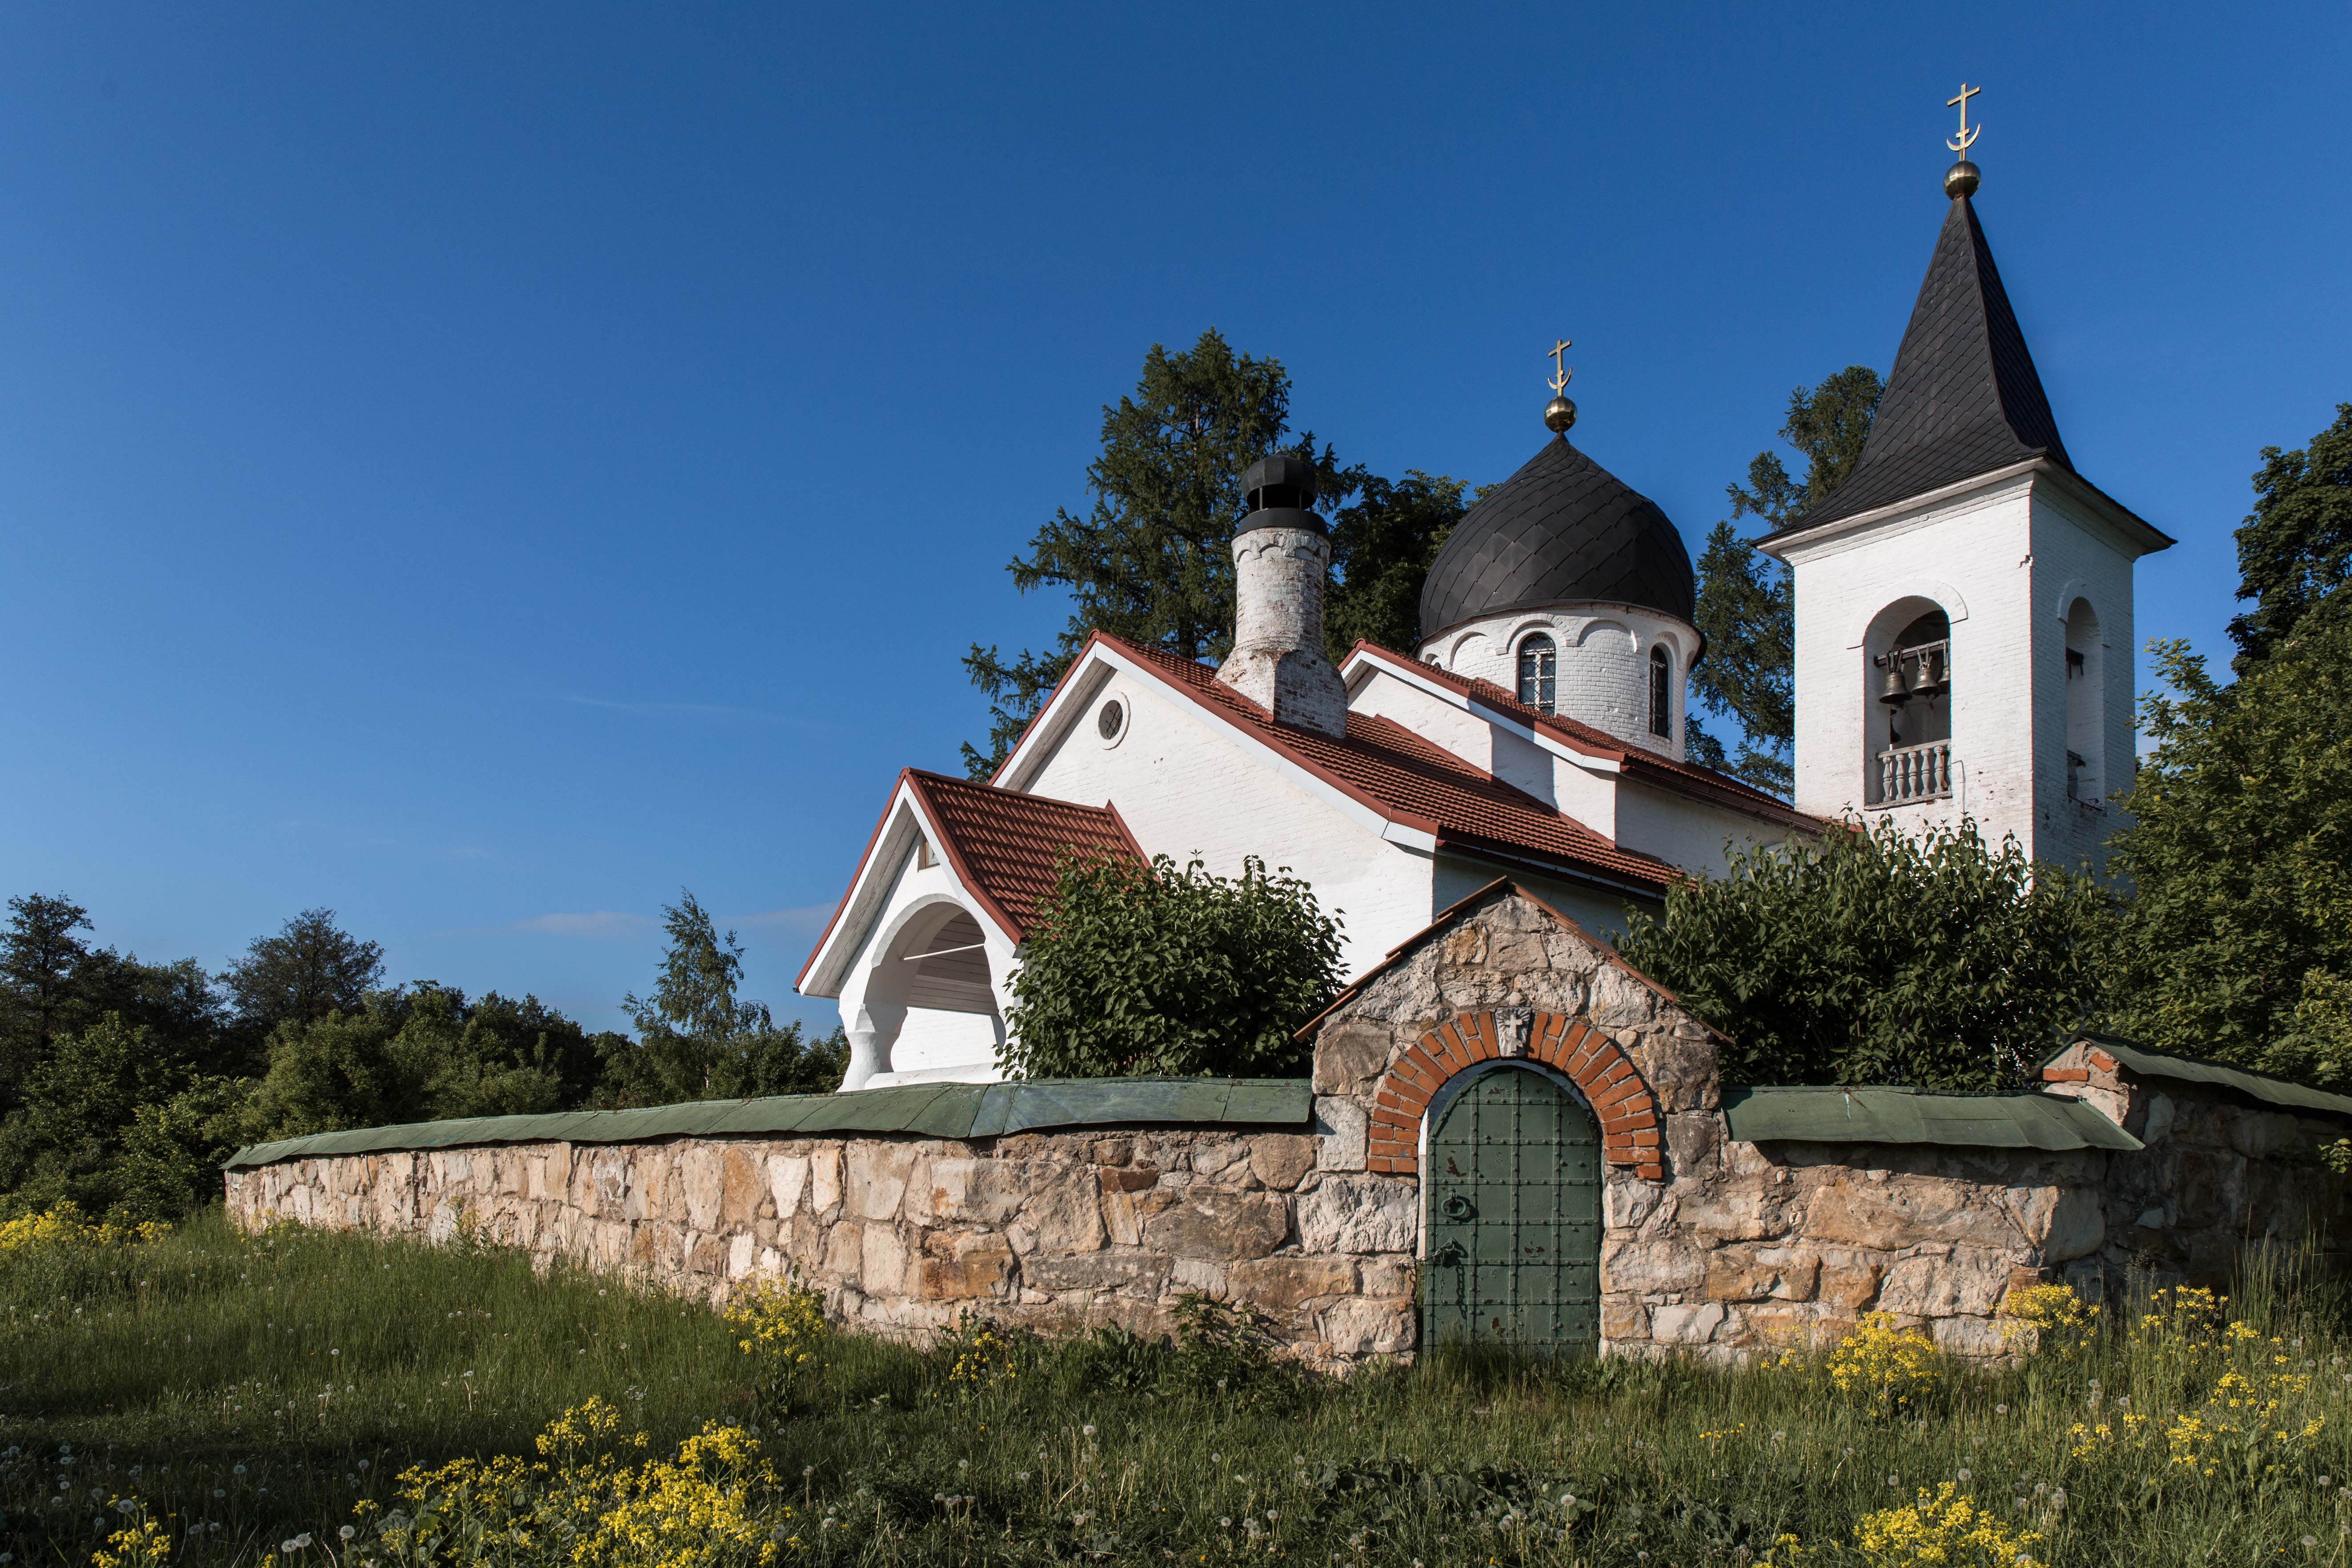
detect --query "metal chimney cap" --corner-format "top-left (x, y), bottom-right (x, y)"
top-left (1240, 454), bottom-right (1318, 502)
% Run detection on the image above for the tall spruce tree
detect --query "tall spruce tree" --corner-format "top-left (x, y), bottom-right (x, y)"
top-left (2225, 403), bottom-right (2352, 672)
top-left (1323, 470), bottom-right (1468, 662)
top-left (1687, 366), bottom-right (1883, 794)
top-left (960, 330), bottom-right (1353, 777)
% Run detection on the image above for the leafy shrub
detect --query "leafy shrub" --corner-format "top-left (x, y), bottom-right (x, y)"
top-left (1003, 852), bottom-right (1343, 1079)
top-left (1618, 816), bottom-right (2114, 1089)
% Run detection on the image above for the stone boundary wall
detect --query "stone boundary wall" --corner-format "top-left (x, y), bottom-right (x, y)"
top-left (223, 1125), bottom-right (1420, 1366)
top-left (224, 886), bottom-right (2352, 1367)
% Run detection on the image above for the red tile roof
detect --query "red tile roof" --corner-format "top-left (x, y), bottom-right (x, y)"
top-left (1342, 642), bottom-right (1821, 831)
top-left (1093, 635), bottom-right (1683, 895)
top-left (903, 769), bottom-right (1144, 940)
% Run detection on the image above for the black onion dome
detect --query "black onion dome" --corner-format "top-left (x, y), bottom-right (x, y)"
top-left (1418, 436), bottom-right (1695, 639)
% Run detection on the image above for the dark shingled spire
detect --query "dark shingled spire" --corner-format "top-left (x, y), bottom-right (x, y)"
top-left (1784, 194), bottom-right (2070, 533)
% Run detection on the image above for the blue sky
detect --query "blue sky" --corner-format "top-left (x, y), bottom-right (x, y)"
top-left (0, 3), bottom-right (2344, 1035)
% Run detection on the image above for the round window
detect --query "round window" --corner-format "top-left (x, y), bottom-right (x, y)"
top-left (1096, 698), bottom-right (1126, 744)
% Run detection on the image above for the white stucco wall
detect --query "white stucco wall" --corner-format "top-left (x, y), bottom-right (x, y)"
top-left (1344, 666), bottom-right (1621, 835)
top-left (1782, 475), bottom-right (2039, 855)
top-left (1013, 661), bottom-right (1438, 982)
top-left (1779, 470), bottom-right (2147, 871)
top-left (821, 817), bottom-right (1017, 1089)
top-left (1430, 854), bottom-right (1643, 942)
top-left (2028, 486), bottom-right (2140, 875)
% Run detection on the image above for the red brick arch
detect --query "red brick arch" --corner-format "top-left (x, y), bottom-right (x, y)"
top-left (1366, 1010), bottom-right (1664, 1180)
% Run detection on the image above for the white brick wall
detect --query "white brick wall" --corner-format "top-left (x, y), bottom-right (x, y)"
top-left (1778, 470), bottom-right (2143, 872)
top-left (1424, 605), bottom-right (1699, 760)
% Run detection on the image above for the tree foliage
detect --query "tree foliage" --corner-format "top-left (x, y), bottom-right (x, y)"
top-left (221, 907), bottom-right (385, 1040)
top-left (1617, 817), bottom-right (2113, 1090)
top-left (241, 984), bottom-right (621, 1140)
top-left (601, 891), bottom-right (847, 1103)
top-left (1687, 366), bottom-right (1883, 794)
top-left (2106, 621), bottom-right (2352, 1084)
top-left (1002, 853), bottom-right (1344, 1080)
top-left (961, 330), bottom-right (1343, 775)
top-left (1322, 470), bottom-right (1467, 662)
top-left (2226, 402), bottom-right (2352, 672)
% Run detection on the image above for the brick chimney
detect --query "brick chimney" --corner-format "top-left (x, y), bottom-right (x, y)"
top-left (1214, 454), bottom-right (1348, 736)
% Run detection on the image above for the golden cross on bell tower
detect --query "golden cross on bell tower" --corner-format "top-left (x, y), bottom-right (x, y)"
top-left (1946, 82), bottom-right (1982, 156)
top-left (1548, 338), bottom-right (1573, 396)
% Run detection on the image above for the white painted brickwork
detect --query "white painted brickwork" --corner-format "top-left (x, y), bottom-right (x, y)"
top-left (1216, 526), bottom-right (1348, 737)
top-left (1780, 470), bottom-right (2141, 873)
top-left (1428, 605), bottom-right (1698, 761)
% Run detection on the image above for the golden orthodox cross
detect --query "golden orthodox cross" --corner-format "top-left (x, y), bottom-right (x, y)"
top-left (1548, 338), bottom-right (1573, 396)
top-left (1946, 82), bottom-right (1982, 156)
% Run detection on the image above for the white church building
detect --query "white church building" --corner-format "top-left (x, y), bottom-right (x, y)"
top-left (796, 152), bottom-right (2171, 1091)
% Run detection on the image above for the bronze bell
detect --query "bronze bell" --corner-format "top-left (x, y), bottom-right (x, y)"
top-left (1915, 649), bottom-right (1949, 698)
top-left (1878, 658), bottom-right (1912, 706)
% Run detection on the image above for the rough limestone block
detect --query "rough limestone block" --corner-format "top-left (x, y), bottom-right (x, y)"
top-left (1295, 1177), bottom-right (1416, 1255)
top-left (766, 1154), bottom-right (809, 1220)
top-left (1313, 1099), bottom-right (1368, 1172)
top-left (1319, 1299), bottom-right (1415, 1355)
top-left (1023, 1250), bottom-right (1170, 1294)
top-left (1931, 1315), bottom-right (2008, 1357)
top-left (1011, 1166), bottom-right (1108, 1257)
top-left (907, 1156), bottom-right (1015, 1225)
top-left (860, 1224), bottom-right (909, 1295)
top-left (1249, 1136), bottom-right (1318, 1192)
top-left (845, 1143), bottom-right (915, 1222)
top-left (1650, 1302), bottom-right (1726, 1346)
top-left (918, 1233), bottom-right (1017, 1300)
top-left (1139, 1188), bottom-right (1289, 1262)
top-left (1876, 1247), bottom-right (2013, 1318)
top-left (1600, 1235), bottom-right (1705, 1295)
top-left (1230, 1255), bottom-right (1356, 1311)
top-left (809, 1147), bottom-right (844, 1220)
top-left (1800, 1172), bottom-right (2021, 1253)
top-left (1313, 1022), bottom-right (1390, 1096)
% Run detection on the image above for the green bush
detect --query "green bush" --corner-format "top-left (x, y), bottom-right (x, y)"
top-left (1618, 816), bottom-right (2114, 1088)
top-left (1002, 852), bottom-right (1343, 1079)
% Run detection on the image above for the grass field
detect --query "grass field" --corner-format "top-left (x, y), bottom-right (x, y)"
top-left (4, 1211), bottom-right (2352, 1566)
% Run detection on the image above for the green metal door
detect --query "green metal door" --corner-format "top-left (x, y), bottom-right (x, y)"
top-left (1423, 1067), bottom-right (1600, 1354)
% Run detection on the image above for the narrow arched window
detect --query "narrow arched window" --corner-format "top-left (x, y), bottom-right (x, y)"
top-left (1516, 634), bottom-right (1556, 713)
top-left (1648, 646), bottom-right (1672, 738)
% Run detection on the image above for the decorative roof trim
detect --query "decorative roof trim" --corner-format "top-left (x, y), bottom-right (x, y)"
top-left (1757, 445), bottom-right (2170, 562)
top-left (795, 773), bottom-right (1015, 999)
top-left (1343, 642), bottom-right (1821, 832)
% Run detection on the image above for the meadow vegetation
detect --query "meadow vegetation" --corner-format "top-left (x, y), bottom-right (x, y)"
top-left (5, 1212), bottom-right (2352, 1565)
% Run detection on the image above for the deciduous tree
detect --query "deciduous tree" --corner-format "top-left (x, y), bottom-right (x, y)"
top-left (2226, 403), bottom-right (2352, 672)
top-left (2107, 621), bottom-right (2352, 1083)
top-left (601, 891), bottom-right (846, 1103)
top-left (221, 908), bottom-right (384, 1038)
top-left (1322, 470), bottom-right (1467, 662)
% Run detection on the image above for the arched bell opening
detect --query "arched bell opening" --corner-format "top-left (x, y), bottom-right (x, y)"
top-left (1862, 598), bottom-right (1955, 806)
top-left (2064, 598), bottom-right (2105, 806)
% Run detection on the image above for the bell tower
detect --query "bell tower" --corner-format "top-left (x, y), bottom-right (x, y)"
top-left (1756, 90), bottom-right (2172, 872)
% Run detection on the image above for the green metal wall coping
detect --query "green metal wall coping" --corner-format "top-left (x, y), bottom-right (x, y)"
top-left (2056, 1035), bottom-right (2352, 1121)
top-left (222, 1078), bottom-right (1314, 1171)
top-left (1720, 1085), bottom-right (2143, 1152)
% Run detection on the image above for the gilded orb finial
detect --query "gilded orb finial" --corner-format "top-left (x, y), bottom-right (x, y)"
top-left (1943, 82), bottom-right (1982, 198)
top-left (1544, 338), bottom-right (1577, 433)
